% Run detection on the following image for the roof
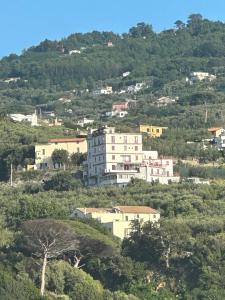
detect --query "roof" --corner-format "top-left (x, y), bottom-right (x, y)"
top-left (208, 127), bottom-right (222, 132)
top-left (77, 208), bottom-right (110, 213)
top-left (48, 138), bottom-right (86, 143)
top-left (113, 206), bottom-right (158, 214)
top-left (113, 102), bottom-right (128, 106)
top-left (77, 206), bottom-right (159, 214)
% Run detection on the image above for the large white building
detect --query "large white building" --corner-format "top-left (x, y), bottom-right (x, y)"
top-left (84, 127), bottom-right (179, 186)
top-left (73, 205), bottom-right (160, 239)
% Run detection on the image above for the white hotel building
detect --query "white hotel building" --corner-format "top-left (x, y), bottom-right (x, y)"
top-left (84, 127), bottom-right (179, 186)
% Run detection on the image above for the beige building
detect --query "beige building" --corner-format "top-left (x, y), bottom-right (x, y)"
top-left (84, 127), bottom-right (179, 186)
top-left (35, 138), bottom-right (87, 169)
top-left (73, 206), bottom-right (160, 239)
top-left (84, 127), bottom-right (143, 186)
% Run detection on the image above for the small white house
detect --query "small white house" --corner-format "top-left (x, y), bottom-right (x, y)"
top-left (10, 111), bottom-right (38, 126)
top-left (69, 50), bottom-right (81, 55)
top-left (93, 86), bottom-right (113, 95)
top-left (77, 117), bottom-right (94, 127)
top-left (122, 71), bottom-right (131, 78)
top-left (190, 72), bottom-right (216, 82)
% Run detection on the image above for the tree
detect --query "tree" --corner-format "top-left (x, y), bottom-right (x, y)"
top-left (51, 149), bottom-right (69, 169)
top-left (174, 20), bottom-right (185, 30)
top-left (43, 171), bottom-right (82, 191)
top-left (70, 152), bottom-right (87, 166)
top-left (20, 219), bottom-right (79, 296)
top-left (122, 220), bottom-right (192, 269)
top-left (129, 23), bottom-right (154, 38)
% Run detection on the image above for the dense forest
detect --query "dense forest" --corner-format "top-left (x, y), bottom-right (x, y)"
top-left (2, 14), bottom-right (225, 299)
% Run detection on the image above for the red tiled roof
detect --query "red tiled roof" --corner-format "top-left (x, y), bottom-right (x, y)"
top-left (114, 206), bottom-right (158, 214)
top-left (48, 138), bottom-right (86, 143)
top-left (77, 208), bottom-right (110, 213)
top-left (208, 127), bottom-right (222, 132)
top-left (113, 102), bottom-right (128, 106)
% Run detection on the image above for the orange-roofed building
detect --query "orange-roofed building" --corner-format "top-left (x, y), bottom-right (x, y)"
top-left (208, 127), bottom-right (224, 138)
top-left (72, 206), bottom-right (160, 239)
top-left (35, 137), bottom-right (87, 169)
top-left (112, 101), bottom-right (129, 112)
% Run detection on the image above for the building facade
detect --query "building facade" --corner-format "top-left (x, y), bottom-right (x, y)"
top-left (139, 125), bottom-right (168, 138)
top-left (72, 206), bottom-right (160, 239)
top-left (35, 138), bottom-right (87, 169)
top-left (84, 127), bottom-right (179, 186)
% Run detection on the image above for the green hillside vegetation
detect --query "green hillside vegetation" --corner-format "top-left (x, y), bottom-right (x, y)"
top-left (2, 13), bottom-right (225, 299)
top-left (1, 181), bottom-right (225, 298)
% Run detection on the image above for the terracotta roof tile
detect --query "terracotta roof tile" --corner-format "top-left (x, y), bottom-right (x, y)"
top-left (48, 138), bottom-right (86, 143)
top-left (113, 206), bottom-right (158, 214)
top-left (77, 206), bottom-right (158, 214)
top-left (208, 127), bottom-right (222, 132)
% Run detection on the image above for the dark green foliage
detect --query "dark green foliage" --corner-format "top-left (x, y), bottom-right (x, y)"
top-left (51, 149), bottom-right (69, 168)
top-left (0, 271), bottom-right (41, 300)
top-left (43, 171), bottom-right (82, 191)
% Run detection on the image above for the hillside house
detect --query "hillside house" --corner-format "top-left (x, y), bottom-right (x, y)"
top-left (107, 41), bottom-right (114, 47)
top-left (208, 127), bottom-right (224, 138)
top-left (35, 138), bottom-right (87, 169)
top-left (72, 206), bottom-right (160, 239)
top-left (69, 50), bottom-right (81, 55)
top-left (190, 72), bottom-right (216, 82)
top-left (77, 117), bottom-right (94, 127)
top-left (10, 111), bottom-right (38, 126)
top-left (122, 71), bottom-right (130, 78)
top-left (112, 101), bottom-right (129, 112)
top-left (139, 125), bottom-right (168, 138)
top-left (155, 96), bottom-right (177, 107)
top-left (93, 86), bottom-right (113, 95)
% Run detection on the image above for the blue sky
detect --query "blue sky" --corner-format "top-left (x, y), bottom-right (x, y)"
top-left (1, 0), bottom-right (225, 58)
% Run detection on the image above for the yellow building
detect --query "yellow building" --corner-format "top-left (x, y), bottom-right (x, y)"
top-left (35, 137), bottom-right (87, 169)
top-left (139, 125), bottom-right (168, 138)
top-left (73, 206), bottom-right (160, 239)
top-left (208, 127), bottom-right (223, 138)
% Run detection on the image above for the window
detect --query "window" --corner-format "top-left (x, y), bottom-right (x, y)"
top-left (123, 155), bottom-right (131, 162)
top-left (124, 145), bottom-right (127, 151)
top-left (112, 165), bottom-right (116, 170)
top-left (166, 161), bottom-right (169, 165)
top-left (147, 128), bottom-right (150, 132)
top-left (124, 136), bottom-right (127, 144)
top-left (77, 147), bottom-right (80, 153)
top-left (112, 155), bottom-right (115, 160)
top-left (125, 216), bottom-right (129, 221)
top-left (157, 169), bottom-right (159, 175)
top-left (111, 136), bottom-right (115, 143)
top-left (153, 214), bottom-right (157, 219)
top-left (134, 136), bottom-right (138, 144)
top-left (156, 129), bottom-right (160, 133)
top-left (137, 214), bottom-right (139, 218)
top-left (135, 146), bottom-right (138, 151)
top-left (42, 149), bottom-right (45, 155)
top-left (112, 145), bottom-right (115, 151)
top-left (135, 155), bottom-right (138, 161)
